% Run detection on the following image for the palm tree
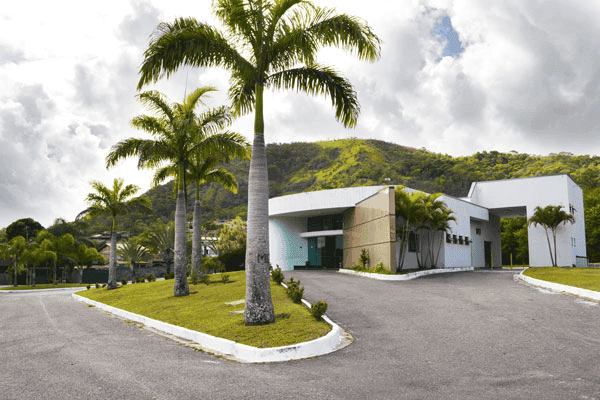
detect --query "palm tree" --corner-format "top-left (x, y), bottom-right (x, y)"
top-left (395, 187), bottom-right (423, 271)
top-left (431, 206), bottom-right (456, 269)
top-left (107, 87), bottom-right (244, 296)
top-left (141, 220), bottom-right (175, 273)
top-left (77, 178), bottom-right (152, 289)
top-left (528, 205), bottom-right (575, 267)
top-left (136, 0), bottom-right (381, 325)
top-left (118, 239), bottom-right (149, 282)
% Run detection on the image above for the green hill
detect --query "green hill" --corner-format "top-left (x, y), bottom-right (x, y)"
top-left (83, 138), bottom-right (600, 261)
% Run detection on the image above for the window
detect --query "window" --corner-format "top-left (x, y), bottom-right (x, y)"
top-left (409, 232), bottom-right (419, 252)
top-left (452, 234), bottom-right (457, 244)
top-left (476, 228), bottom-right (481, 235)
top-left (459, 236), bottom-right (464, 245)
top-left (465, 236), bottom-right (470, 245)
top-left (446, 233), bottom-right (452, 243)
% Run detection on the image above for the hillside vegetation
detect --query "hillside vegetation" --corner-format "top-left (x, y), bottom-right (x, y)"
top-left (84, 138), bottom-right (600, 261)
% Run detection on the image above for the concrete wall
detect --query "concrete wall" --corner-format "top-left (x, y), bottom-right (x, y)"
top-left (343, 187), bottom-right (395, 271)
top-left (269, 217), bottom-right (308, 271)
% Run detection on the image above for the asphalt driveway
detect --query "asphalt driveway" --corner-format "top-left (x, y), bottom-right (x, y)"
top-left (1, 271), bottom-right (599, 399)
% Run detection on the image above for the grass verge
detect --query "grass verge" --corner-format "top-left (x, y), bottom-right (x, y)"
top-left (77, 271), bottom-right (331, 348)
top-left (0, 283), bottom-right (88, 290)
top-left (523, 267), bottom-right (600, 292)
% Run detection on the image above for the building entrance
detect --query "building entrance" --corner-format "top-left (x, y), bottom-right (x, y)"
top-left (308, 235), bottom-right (343, 268)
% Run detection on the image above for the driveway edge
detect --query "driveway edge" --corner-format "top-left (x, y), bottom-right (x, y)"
top-left (516, 270), bottom-right (600, 302)
top-left (72, 292), bottom-right (349, 363)
top-left (338, 267), bottom-right (474, 281)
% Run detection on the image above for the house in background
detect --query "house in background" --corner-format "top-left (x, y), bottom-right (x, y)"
top-left (269, 174), bottom-right (587, 271)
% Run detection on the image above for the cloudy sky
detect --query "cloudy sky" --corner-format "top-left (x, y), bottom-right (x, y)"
top-left (1, 0), bottom-right (599, 229)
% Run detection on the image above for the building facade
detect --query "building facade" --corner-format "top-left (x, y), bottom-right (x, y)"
top-left (269, 175), bottom-right (587, 271)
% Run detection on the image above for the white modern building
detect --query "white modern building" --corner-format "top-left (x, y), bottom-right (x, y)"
top-left (268, 175), bottom-right (587, 271)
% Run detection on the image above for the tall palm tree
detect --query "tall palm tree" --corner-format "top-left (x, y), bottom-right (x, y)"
top-left (528, 205), bottom-right (575, 267)
top-left (137, 0), bottom-right (381, 325)
top-left (77, 178), bottom-right (152, 289)
top-left (107, 87), bottom-right (242, 296)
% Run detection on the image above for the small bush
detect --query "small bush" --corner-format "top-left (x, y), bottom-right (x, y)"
top-left (310, 300), bottom-right (328, 321)
top-left (199, 274), bottom-right (211, 286)
top-left (358, 249), bottom-right (370, 269)
top-left (220, 272), bottom-right (230, 284)
top-left (120, 278), bottom-right (128, 286)
top-left (86, 285), bottom-right (91, 290)
top-left (136, 276), bottom-right (146, 283)
top-left (164, 272), bottom-right (174, 280)
top-left (95, 282), bottom-right (100, 288)
top-left (146, 273), bottom-right (156, 282)
top-left (101, 283), bottom-right (106, 288)
top-left (285, 276), bottom-right (304, 304)
top-left (191, 273), bottom-right (199, 285)
top-left (271, 265), bottom-right (284, 285)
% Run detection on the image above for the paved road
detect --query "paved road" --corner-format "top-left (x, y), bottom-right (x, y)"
top-left (1, 271), bottom-right (599, 399)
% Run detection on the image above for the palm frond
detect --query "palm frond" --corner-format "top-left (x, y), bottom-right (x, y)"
top-left (138, 17), bottom-right (254, 90)
top-left (137, 91), bottom-right (176, 122)
top-left (268, 64), bottom-right (359, 127)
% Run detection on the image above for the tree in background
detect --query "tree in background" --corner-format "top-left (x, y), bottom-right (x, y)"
top-left (216, 217), bottom-right (247, 272)
top-left (0, 236), bottom-right (27, 286)
top-left (77, 178), bottom-right (152, 289)
top-left (137, 0), bottom-right (380, 325)
top-left (118, 239), bottom-right (149, 282)
top-left (140, 220), bottom-right (175, 273)
top-left (6, 218), bottom-right (44, 242)
top-left (528, 205), bottom-right (575, 267)
top-left (501, 217), bottom-right (529, 266)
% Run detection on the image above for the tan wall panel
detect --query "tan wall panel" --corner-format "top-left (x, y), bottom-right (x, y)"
top-left (343, 188), bottom-right (396, 271)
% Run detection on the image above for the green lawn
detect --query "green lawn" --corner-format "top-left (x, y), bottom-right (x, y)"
top-left (523, 267), bottom-right (600, 292)
top-left (77, 271), bottom-right (331, 348)
top-left (0, 283), bottom-right (88, 290)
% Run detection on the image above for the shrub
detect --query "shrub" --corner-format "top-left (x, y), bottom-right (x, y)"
top-left (86, 285), bottom-right (91, 290)
top-left (271, 265), bottom-right (284, 285)
top-left (220, 272), bottom-right (230, 284)
top-left (120, 278), bottom-right (128, 285)
top-left (358, 249), bottom-right (370, 269)
top-left (95, 282), bottom-right (100, 288)
top-left (146, 273), bottom-right (156, 282)
top-left (101, 283), bottom-right (106, 288)
top-left (136, 276), bottom-right (146, 283)
top-left (310, 301), bottom-right (328, 321)
top-left (191, 273), bottom-right (199, 285)
top-left (199, 274), bottom-right (211, 286)
top-left (164, 272), bottom-right (175, 280)
top-left (285, 276), bottom-right (304, 304)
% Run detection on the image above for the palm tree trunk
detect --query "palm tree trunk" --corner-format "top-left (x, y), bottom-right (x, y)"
top-left (130, 263), bottom-right (135, 282)
top-left (174, 188), bottom-right (189, 296)
top-left (191, 197), bottom-right (203, 281)
top-left (543, 229), bottom-right (555, 267)
top-left (107, 231), bottom-right (117, 289)
top-left (244, 84), bottom-right (275, 325)
top-left (32, 265), bottom-right (36, 288)
top-left (552, 229), bottom-right (558, 267)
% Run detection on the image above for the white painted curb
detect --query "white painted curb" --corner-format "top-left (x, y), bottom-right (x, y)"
top-left (516, 269), bottom-right (600, 302)
top-left (72, 292), bottom-right (347, 363)
top-left (338, 267), bottom-right (474, 281)
top-left (1, 287), bottom-right (88, 294)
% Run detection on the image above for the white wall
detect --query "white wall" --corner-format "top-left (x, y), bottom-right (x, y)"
top-left (269, 217), bottom-right (307, 271)
top-left (468, 175), bottom-right (585, 267)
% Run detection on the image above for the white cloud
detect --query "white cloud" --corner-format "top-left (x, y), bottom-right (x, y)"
top-left (1, 0), bottom-right (599, 228)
